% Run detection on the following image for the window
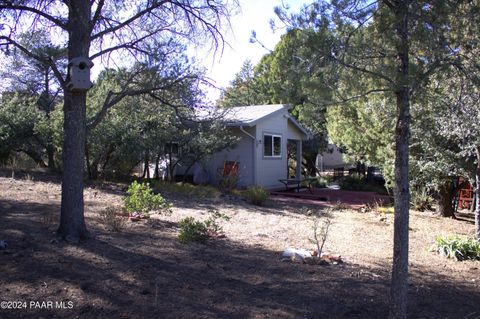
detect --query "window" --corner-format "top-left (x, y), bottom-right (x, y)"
top-left (264, 134), bottom-right (282, 157)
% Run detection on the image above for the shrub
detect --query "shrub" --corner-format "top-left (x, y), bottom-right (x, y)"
top-left (339, 174), bottom-right (388, 193)
top-left (99, 206), bottom-right (127, 232)
top-left (178, 217), bottom-right (209, 243)
top-left (244, 185), bottom-right (268, 206)
top-left (218, 174), bottom-right (239, 193)
top-left (339, 173), bottom-right (365, 190)
top-left (410, 187), bottom-right (434, 211)
top-left (124, 181), bottom-right (172, 217)
top-left (178, 209), bottom-right (229, 244)
top-left (308, 177), bottom-right (328, 189)
top-left (431, 235), bottom-right (480, 261)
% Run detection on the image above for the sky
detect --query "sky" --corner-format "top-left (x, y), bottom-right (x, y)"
top-left (194, 0), bottom-right (305, 102)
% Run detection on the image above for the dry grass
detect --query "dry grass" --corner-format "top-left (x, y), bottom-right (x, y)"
top-left (0, 174), bottom-right (479, 319)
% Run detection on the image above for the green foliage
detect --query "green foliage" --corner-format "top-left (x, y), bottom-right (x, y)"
top-left (306, 177), bottom-right (328, 189)
top-left (431, 235), bottom-right (480, 261)
top-left (244, 185), bottom-right (268, 206)
top-left (218, 173), bottom-right (239, 194)
top-left (178, 217), bottom-right (209, 243)
top-left (410, 188), bottom-right (434, 212)
top-left (339, 174), bottom-right (365, 191)
top-left (178, 209), bottom-right (230, 244)
top-left (152, 180), bottom-right (220, 198)
top-left (0, 92), bottom-right (61, 168)
top-left (124, 181), bottom-right (171, 216)
top-left (339, 174), bottom-right (387, 193)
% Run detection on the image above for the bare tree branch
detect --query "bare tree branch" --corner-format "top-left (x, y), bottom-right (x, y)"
top-left (0, 35), bottom-right (66, 87)
top-left (90, 0), bottom-right (171, 40)
top-left (0, 3), bottom-right (68, 29)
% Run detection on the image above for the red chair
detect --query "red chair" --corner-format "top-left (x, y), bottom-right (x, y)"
top-left (457, 179), bottom-right (473, 210)
top-left (218, 161), bottom-right (239, 177)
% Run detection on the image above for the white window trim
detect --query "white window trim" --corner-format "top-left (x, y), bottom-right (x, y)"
top-left (263, 133), bottom-right (282, 158)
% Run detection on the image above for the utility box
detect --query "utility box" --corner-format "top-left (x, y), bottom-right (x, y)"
top-left (66, 57), bottom-right (94, 91)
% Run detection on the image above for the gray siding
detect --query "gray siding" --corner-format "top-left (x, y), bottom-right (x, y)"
top-left (204, 126), bottom-right (255, 187)
top-left (254, 111), bottom-right (289, 189)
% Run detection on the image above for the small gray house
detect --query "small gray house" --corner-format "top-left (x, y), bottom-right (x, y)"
top-left (203, 104), bottom-right (310, 189)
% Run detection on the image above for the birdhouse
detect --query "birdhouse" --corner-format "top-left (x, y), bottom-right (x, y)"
top-left (66, 57), bottom-right (94, 91)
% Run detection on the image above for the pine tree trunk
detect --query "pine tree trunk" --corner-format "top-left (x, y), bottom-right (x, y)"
top-left (46, 144), bottom-right (55, 170)
top-left (389, 2), bottom-right (411, 318)
top-left (437, 181), bottom-right (455, 218)
top-left (475, 147), bottom-right (480, 241)
top-left (154, 152), bottom-right (161, 180)
top-left (58, 91), bottom-right (89, 242)
top-left (57, 0), bottom-right (91, 243)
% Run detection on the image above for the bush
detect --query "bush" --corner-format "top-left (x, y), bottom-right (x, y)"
top-left (308, 177), bottom-right (328, 189)
top-left (178, 209), bottom-right (230, 244)
top-left (218, 174), bottom-right (239, 193)
top-left (339, 174), bottom-right (387, 193)
top-left (178, 217), bottom-right (210, 243)
top-left (410, 187), bottom-right (434, 211)
top-left (431, 235), bottom-right (480, 261)
top-left (244, 185), bottom-right (268, 206)
top-left (124, 181), bottom-right (172, 217)
top-left (339, 173), bottom-right (365, 190)
top-left (99, 206), bottom-right (127, 232)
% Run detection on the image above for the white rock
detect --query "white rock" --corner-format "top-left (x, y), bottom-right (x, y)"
top-left (282, 248), bottom-right (312, 262)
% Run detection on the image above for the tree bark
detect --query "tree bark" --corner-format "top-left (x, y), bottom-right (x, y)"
top-left (46, 144), bottom-right (56, 170)
top-left (389, 2), bottom-right (411, 319)
top-left (154, 152), bottom-right (161, 180)
top-left (475, 147), bottom-right (480, 241)
top-left (57, 0), bottom-right (91, 242)
top-left (436, 180), bottom-right (455, 218)
top-left (58, 90), bottom-right (89, 242)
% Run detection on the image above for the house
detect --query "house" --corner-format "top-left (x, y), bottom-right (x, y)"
top-left (200, 104), bottom-right (311, 189)
top-left (316, 143), bottom-right (350, 172)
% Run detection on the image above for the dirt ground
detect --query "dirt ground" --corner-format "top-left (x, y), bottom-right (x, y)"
top-left (0, 170), bottom-right (479, 319)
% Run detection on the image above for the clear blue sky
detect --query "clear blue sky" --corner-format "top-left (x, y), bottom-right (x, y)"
top-left (196, 0), bottom-right (305, 102)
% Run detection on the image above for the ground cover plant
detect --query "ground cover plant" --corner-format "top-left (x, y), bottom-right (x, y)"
top-left (431, 235), bottom-right (480, 261)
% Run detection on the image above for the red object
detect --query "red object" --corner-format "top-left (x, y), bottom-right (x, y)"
top-left (220, 161), bottom-right (239, 176)
top-left (457, 180), bottom-right (474, 210)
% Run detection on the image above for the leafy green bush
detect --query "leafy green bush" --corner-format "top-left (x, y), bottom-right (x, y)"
top-left (244, 185), bottom-right (268, 206)
top-left (308, 177), bottom-right (328, 189)
top-left (124, 181), bottom-right (172, 217)
top-left (178, 209), bottom-right (230, 244)
top-left (178, 217), bottom-right (210, 243)
top-left (339, 174), bottom-right (387, 193)
top-left (431, 235), bottom-right (480, 261)
top-left (339, 174), bottom-right (365, 190)
top-left (410, 187), bottom-right (434, 211)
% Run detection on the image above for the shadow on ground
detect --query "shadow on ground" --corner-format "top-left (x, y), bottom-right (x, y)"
top-left (1, 196), bottom-right (479, 319)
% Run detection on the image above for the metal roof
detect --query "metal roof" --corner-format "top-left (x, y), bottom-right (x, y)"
top-left (221, 104), bottom-right (290, 126)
